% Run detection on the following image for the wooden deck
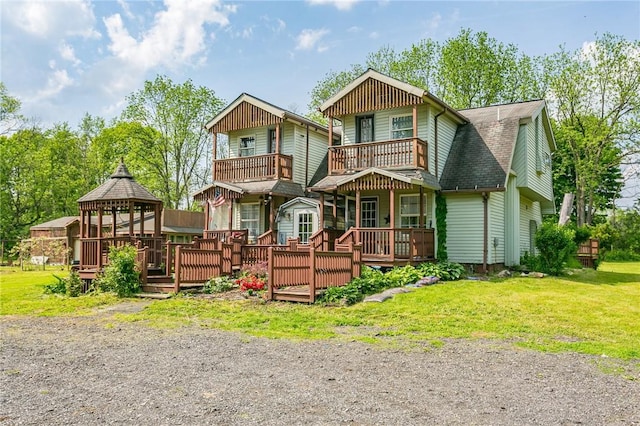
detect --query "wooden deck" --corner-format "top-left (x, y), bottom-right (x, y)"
top-left (328, 138), bottom-right (428, 174)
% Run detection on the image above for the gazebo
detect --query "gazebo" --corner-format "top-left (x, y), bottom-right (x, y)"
top-left (77, 161), bottom-right (164, 279)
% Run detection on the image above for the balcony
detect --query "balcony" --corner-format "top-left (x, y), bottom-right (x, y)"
top-left (213, 153), bottom-right (293, 182)
top-left (329, 138), bottom-right (428, 175)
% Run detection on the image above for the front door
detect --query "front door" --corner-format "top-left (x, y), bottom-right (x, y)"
top-left (361, 198), bottom-right (378, 228)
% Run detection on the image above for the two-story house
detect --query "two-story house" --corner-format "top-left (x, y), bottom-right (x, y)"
top-left (193, 93), bottom-right (334, 243)
top-left (308, 69), bottom-right (555, 270)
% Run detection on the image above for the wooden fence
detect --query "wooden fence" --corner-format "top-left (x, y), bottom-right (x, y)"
top-left (173, 245), bottom-right (232, 292)
top-left (266, 243), bottom-right (362, 303)
top-left (577, 238), bottom-right (599, 269)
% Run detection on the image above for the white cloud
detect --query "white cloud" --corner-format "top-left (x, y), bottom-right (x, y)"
top-left (369, 31), bottom-right (379, 39)
top-left (425, 13), bottom-right (442, 35)
top-left (117, 0), bottom-right (135, 20)
top-left (307, 0), bottom-right (359, 11)
top-left (59, 42), bottom-right (82, 67)
top-left (295, 28), bottom-right (330, 51)
top-left (104, 0), bottom-right (235, 71)
top-left (347, 26), bottom-right (362, 33)
top-left (6, 0), bottom-right (99, 39)
top-left (36, 69), bottom-right (74, 99)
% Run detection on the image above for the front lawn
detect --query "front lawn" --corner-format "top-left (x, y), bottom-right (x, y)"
top-left (1, 263), bottom-right (639, 360)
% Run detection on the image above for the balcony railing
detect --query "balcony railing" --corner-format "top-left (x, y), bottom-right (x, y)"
top-left (213, 153), bottom-right (293, 182)
top-left (335, 227), bottom-right (435, 262)
top-left (329, 138), bottom-right (428, 174)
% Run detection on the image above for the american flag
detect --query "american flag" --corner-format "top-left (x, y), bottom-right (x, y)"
top-left (209, 193), bottom-right (225, 208)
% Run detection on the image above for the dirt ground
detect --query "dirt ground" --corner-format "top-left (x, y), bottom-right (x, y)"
top-left (1, 303), bottom-right (639, 425)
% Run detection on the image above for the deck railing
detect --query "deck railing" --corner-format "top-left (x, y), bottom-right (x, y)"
top-left (80, 236), bottom-right (164, 270)
top-left (308, 228), bottom-right (345, 251)
top-left (204, 229), bottom-right (248, 244)
top-left (577, 238), bottom-right (599, 269)
top-left (335, 228), bottom-right (435, 262)
top-left (266, 244), bottom-right (362, 303)
top-left (213, 153), bottom-right (293, 182)
top-left (173, 245), bottom-right (232, 292)
top-left (328, 138), bottom-right (428, 174)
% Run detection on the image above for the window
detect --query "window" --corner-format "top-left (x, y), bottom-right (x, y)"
top-left (240, 203), bottom-right (260, 240)
top-left (361, 198), bottom-right (378, 228)
top-left (400, 195), bottom-right (427, 228)
top-left (390, 115), bottom-right (413, 139)
top-left (268, 128), bottom-right (277, 153)
top-left (356, 115), bottom-right (374, 143)
top-left (296, 212), bottom-right (314, 243)
top-left (239, 136), bottom-right (255, 157)
top-left (542, 152), bottom-right (551, 170)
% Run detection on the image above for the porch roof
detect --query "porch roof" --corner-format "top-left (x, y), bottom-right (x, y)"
top-left (193, 180), bottom-right (304, 201)
top-left (308, 168), bottom-right (440, 192)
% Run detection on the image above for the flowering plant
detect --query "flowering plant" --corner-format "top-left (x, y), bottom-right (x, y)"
top-left (236, 274), bottom-right (266, 292)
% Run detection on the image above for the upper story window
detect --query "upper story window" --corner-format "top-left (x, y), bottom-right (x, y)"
top-left (239, 136), bottom-right (255, 157)
top-left (391, 115), bottom-right (413, 139)
top-left (268, 128), bottom-right (277, 153)
top-left (356, 115), bottom-right (374, 143)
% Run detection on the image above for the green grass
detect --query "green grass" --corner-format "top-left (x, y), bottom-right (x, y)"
top-left (0, 266), bottom-right (120, 316)
top-left (1, 263), bottom-right (639, 360)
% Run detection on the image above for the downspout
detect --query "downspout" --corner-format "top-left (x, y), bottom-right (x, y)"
top-left (433, 108), bottom-right (447, 179)
top-left (305, 124), bottom-right (310, 195)
top-left (483, 192), bottom-right (489, 274)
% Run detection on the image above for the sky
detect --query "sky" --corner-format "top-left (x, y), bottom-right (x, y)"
top-left (1, 0), bottom-right (639, 204)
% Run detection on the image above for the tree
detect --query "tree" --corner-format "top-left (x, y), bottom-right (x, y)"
top-left (307, 29), bottom-right (545, 116)
top-left (546, 33), bottom-right (640, 225)
top-left (0, 82), bottom-right (24, 135)
top-left (122, 75), bottom-right (225, 209)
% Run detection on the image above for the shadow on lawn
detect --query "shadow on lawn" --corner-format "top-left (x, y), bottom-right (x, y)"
top-left (563, 269), bottom-right (640, 286)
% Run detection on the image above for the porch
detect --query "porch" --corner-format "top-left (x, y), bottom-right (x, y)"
top-left (212, 153), bottom-right (293, 182)
top-left (328, 138), bottom-right (428, 175)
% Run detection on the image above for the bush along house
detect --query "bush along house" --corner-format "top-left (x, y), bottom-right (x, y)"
top-left (192, 93), bottom-right (337, 245)
top-left (307, 69), bottom-right (555, 272)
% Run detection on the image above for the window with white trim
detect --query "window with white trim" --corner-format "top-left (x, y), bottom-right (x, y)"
top-left (240, 203), bottom-right (260, 239)
top-left (296, 212), bottom-right (314, 243)
top-left (390, 115), bottom-right (413, 139)
top-left (399, 195), bottom-right (428, 228)
top-left (239, 136), bottom-right (255, 157)
top-left (361, 198), bottom-right (378, 228)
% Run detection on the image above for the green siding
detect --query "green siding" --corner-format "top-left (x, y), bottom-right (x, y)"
top-left (434, 114), bottom-right (459, 179)
top-left (504, 175), bottom-right (520, 266)
top-left (519, 196), bottom-right (542, 257)
top-left (446, 194), bottom-right (484, 264)
top-left (488, 191), bottom-right (505, 264)
top-left (517, 116), bottom-right (554, 203)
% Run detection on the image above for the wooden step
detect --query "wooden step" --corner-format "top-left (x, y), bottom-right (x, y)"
top-left (146, 275), bottom-right (173, 284)
top-left (141, 283), bottom-right (176, 294)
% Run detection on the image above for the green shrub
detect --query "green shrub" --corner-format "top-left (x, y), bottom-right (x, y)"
top-left (43, 271), bottom-right (84, 296)
top-left (535, 223), bottom-right (577, 276)
top-left (95, 245), bottom-right (140, 297)
top-left (44, 275), bottom-right (67, 295)
top-left (319, 261), bottom-right (465, 306)
top-left (65, 271), bottom-right (83, 297)
top-left (203, 276), bottom-right (236, 294)
top-left (602, 249), bottom-right (640, 261)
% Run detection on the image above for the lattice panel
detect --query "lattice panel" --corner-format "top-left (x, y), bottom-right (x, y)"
top-left (212, 101), bottom-right (282, 133)
top-left (324, 78), bottom-right (423, 117)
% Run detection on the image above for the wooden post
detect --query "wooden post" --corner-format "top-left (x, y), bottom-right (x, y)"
top-left (269, 196), bottom-right (275, 231)
top-left (267, 246), bottom-right (274, 300)
top-left (140, 209), bottom-right (145, 237)
top-left (275, 123), bottom-right (281, 154)
top-left (309, 246), bottom-right (316, 304)
top-left (204, 198), bottom-right (210, 232)
top-left (319, 193), bottom-right (325, 229)
top-left (389, 186), bottom-right (395, 260)
top-left (332, 191), bottom-right (338, 228)
top-left (174, 245), bottom-right (181, 293)
top-left (128, 202), bottom-right (134, 237)
top-left (155, 205), bottom-right (162, 238)
top-left (228, 199), bottom-right (233, 231)
top-left (412, 104), bottom-right (418, 138)
top-left (212, 132), bottom-right (217, 181)
top-left (80, 210), bottom-right (86, 238)
top-left (165, 240), bottom-right (172, 276)
top-left (355, 191), bottom-right (361, 228)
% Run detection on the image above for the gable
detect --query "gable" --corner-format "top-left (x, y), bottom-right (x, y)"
top-left (210, 100), bottom-right (283, 134)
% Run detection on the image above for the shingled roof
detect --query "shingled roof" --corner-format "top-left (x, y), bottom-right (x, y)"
top-left (440, 100), bottom-right (546, 192)
top-left (77, 161), bottom-right (161, 205)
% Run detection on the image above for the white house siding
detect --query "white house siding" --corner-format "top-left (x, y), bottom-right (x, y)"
top-left (434, 114), bottom-right (459, 179)
top-left (293, 126), bottom-right (307, 185)
top-left (276, 200), bottom-right (320, 244)
top-left (306, 126), bottom-right (328, 187)
top-left (488, 191), bottom-right (505, 265)
top-left (521, 116), bottom-right (554, 202)
top-left (504, 175), bottom-right (521, 266)
top-left (519, 196), bottom-right (542, 257)
top-left (227, 126), bottom-right (270, 158)
top-left (512, 125), bottom-right (528, 185)
top-left (339, 105), bottom-right (429, 146)
top-left (446, 194), bottom-right (484, 264)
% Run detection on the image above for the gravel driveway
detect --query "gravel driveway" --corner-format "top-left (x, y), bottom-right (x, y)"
top-left (1, 303), bottom-right (639, 425)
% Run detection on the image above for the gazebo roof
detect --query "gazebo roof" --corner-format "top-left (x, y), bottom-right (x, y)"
top-left (78, 161), bottom-right (162, 211)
